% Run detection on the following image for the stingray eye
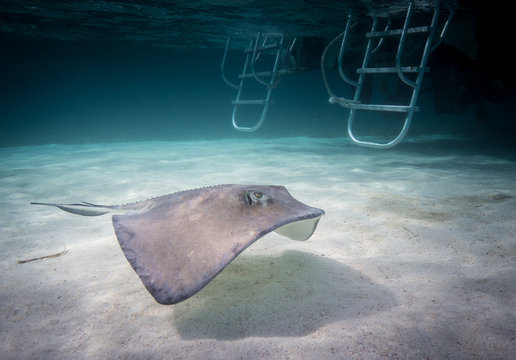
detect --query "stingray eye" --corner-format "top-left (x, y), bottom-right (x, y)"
top-left (245, 191), bottom-right (270, 206)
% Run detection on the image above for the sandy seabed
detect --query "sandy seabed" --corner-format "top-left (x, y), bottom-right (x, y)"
top-left (0, 136), bottom-right (515, 359)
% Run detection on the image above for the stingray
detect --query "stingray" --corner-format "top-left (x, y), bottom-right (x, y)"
top-left (31, 184), bottom-right (324, 304)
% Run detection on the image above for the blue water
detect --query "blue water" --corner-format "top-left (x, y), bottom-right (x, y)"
top-left (1, 1), bottom-right (515, 150)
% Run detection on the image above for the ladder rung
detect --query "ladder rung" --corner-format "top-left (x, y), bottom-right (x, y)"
top-left (366, 26), bottom-right (430, 38)
top-left (244, 43), bottom-right (281, 53)
top-left (238, 71), bottom-right (274, 79)
top-left (357, 66), bottom-right (429, 74)
top-left (232, 99), bottom-right (267, 105)
top-left (343, 103), bottom-right (419, 112)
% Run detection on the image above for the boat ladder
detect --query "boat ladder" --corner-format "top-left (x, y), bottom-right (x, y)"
top-left (221, 33), bottom-right (295, 132)
top-left (321, 0), bottom-right (454, 148)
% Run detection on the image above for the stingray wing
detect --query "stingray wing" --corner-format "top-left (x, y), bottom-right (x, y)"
top-left (112, 207), bottom-right (252, 304)
top-left (112, 185), bottom-right (324, 304)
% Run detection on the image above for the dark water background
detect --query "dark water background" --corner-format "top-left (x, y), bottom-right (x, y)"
top-left (1, 0), bottom-right (515, 148)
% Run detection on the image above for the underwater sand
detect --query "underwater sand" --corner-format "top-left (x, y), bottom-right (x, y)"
top-left (1, 137), bottom-right (515, 359)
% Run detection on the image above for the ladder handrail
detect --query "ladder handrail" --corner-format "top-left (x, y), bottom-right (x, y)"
top-left (337, 15), bottom-right (359, 87)
top-left (220, 36), bottom-right (240, 89)
top-left (431, 6), bottom-right (455, 52)
top-left (321, 14), bottom-right (361, 97)
top-left (321, 15), bottom-right (388, 102)
top-left (395, 0), bottom-right (417, 88)
top-left (251, 32), bottom-right (269, 87)
top-left (321, 32), bottom-right (346, 101)
top-left (370, 19), bottom-right (391, 54)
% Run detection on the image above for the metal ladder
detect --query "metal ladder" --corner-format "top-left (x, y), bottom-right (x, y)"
top-left (321, 0), bottom-right (454, 148)
top-left (221, 33), bottom-right (295, 132)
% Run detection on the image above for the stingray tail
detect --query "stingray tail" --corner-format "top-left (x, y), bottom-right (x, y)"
top-left (30, 201), bottom-right (115, 217)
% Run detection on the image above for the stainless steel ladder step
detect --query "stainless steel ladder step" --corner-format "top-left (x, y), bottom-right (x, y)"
top-left (244, 43), bottom-right (282, 53)
top-left (231, 99), bottom-right (267, 105)
top-left (357, 66), bottom-right (429, 74)
top-left (345, 103), bottom-right (419, 112)
top-left (366, 26), bottom-right (429, 38)
top-left (238, 70), bottom-right (274, 79)
top-left (238, 69), bottom-right (293, 79)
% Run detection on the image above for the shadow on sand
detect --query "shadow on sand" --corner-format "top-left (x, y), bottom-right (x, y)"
top-left (172, 250), bottom-right (397, 340)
